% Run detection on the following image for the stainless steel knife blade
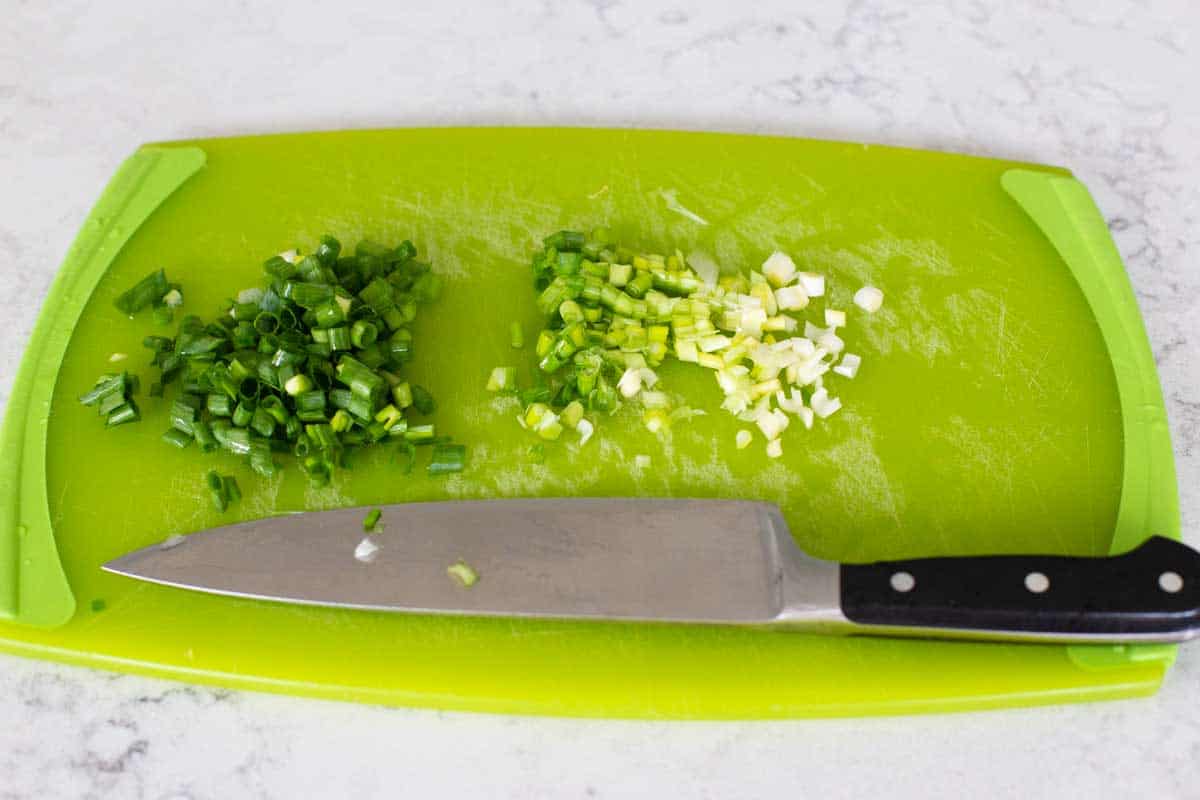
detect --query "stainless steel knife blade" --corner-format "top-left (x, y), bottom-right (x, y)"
top-left (103, 498), bottom-right (1200, 643)
top-left (103, 498), bottom-right (844, 625)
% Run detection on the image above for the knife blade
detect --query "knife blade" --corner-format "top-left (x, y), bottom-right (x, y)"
top-left (102, 498), bottom-right (1200, 644)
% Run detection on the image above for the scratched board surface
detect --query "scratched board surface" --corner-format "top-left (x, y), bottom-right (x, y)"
top-left (14, 129), bottom-right (1138, 716)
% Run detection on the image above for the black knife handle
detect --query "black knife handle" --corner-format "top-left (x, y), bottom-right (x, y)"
top-left (840, 536), bottom-right (1200, 641)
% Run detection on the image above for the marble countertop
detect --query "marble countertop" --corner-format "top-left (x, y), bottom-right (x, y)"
top-left (2, 1), bottom-right (1197, 797)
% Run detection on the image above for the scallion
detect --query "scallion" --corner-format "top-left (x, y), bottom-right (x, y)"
top-left (427, 443), bottom-right (466, 475)
top-left (114, 269), bottom-right (170, 316)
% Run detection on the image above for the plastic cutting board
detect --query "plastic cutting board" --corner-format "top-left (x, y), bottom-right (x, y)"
top-left (0, 128), bottom-right (1180, 718)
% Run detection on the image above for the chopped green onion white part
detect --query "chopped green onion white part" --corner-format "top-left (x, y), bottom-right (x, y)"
top-left (833, 353), bottom-right (861, 379)
top-left (797, 272), bottom-right (825, 297)
top-left (279, 249), bottom-right (299, 264)
top-left (854, 285), bottom-right (884, 312)
top-left (109, 352), bottom-right (127, 362)
top-left (576, 418), bottom-right (595, 445)
top-left (761, 252), bottom-right (797, 288)
top-left (236, 288), bottom-right (262, 305)
top-left (735, 429), bottom-right (752, 449)
top-left (617, 368), bottom-right (642, 398)
top-left (354, 536), bottom-right (381, 563)
top-left (824, 309), bottom-right (846, 328)
top-left (163, 288), bottom-right (184, 307)
top-left (810, 387), bottom-right (842, 418)
top-left (817, 332), bottom-right (845, 354)
top-left (774, 285), bottom-right (809, 311)
top-left (447, 560), bottom-right (479, 587)
top-left (688, 251), bottom-right (720, 285)
top-left (486, 366), bottom-right (516, 392)
top-left (766, 439), bottom-right (783, 458)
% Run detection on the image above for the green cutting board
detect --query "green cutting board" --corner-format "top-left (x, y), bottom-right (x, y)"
top-left (0, 129), bottom-right (1180, 718)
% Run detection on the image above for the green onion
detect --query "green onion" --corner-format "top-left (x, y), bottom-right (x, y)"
top-left (486, 367), bottom-right (516, 393)
top-left (205, 470), bottom-right (242, 512)
top-left (231, 401), bottom-right (253, 428)
top-left (169, 399), bottom-right (197, 434)
top-left (284, 373), bottom-right (313, 397)
top-left (411, 384), bottom-right (435, 415)
top-left (248, 439), bottom-right (278, 478)
top-left (350, 320), bottom-right (378, 349)
top-left (447, 559), bottom-right (479, 587)
top-left (282, 281), bottom-right (335, 308)
top-left (152, 305), bottom-right (174, 326)
top-left (161, 428), bottom-right (193, 448)
top-left (192, 420), bottom-right (218, 452)
top-left (391, 382), bottom-right (413, 409)
top-left (405, 423), bottom-right (436, 443)
top-left (80, 371), bottom-right (143, 427)
top-left (295, 390), bottom-right (327, 422)
top-left (206, 393), bottom-right (232, 417)
top-left (250, 406), bottom-right (276, 437)
top-left (510, 322), bottom-right (525, 349)
top-left (105, 402), bottom-right (140, 426)
top-left (428, 443), bottom-right (466, 475)
top-left (100, 235), bottom-right (449, 492)
top-left (363, 508), bottom-right (382, 531)
top-left (114, 269), bottom-right (170, 316)
top-left (315, 235), bottom-right (342, 266)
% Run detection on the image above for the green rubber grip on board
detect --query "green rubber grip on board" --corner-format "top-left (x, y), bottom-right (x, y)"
top-left (1001, 169), bottom-right (1180, 671)
top-left (0, 146), bottom-right (206, 627)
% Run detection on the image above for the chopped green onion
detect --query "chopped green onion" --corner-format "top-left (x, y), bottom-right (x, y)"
top-left (98, 236), bottom-right (450, 493)
top-left (330, 409), bottom-right (352, 433)
top-left (510, 321), bottom-right (525, 349)
top-left (486, 367), bottom-right (516, 393)
top-left (284, 373), bottom-right (313, 396)
top-left (161, 428), bottom-right (193, 448)
top-left (428, 443), bottom-right (466, 475)
top-left (169, 399), bottom-right (197, 434)
top-left (350, 319), bottom-right (378, 349)
top-left (405, 423), bottom-right (436, 443)
top-left (249, 439), bottom-right (278, 477)
top-left (193, 420), bottom-right (218, 452)
top-left (447, 559), bottom-right (479, 587)
top-left (231, 401), bottom-right (253, 428)
top-left (114, 269), bottom-right (170, 316)
top-left (363, 508), bottom-right (382, 532)
top-left (205, 470), bottom-right (241, 512)
top-left (410, 384), bottom-right (435, 415)
top-left (250, 406), bottom-right (276, 437)
top-left (391, 382), bottom-right (413, 409)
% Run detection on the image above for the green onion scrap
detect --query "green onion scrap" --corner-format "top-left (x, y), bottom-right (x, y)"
top-left (447, 559), bottom-right (479, 587)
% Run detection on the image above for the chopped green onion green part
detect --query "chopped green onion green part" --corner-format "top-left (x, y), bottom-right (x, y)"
top-left (427, 443), bottom-right (466, 475)
top-left (447, 559), bottom-right (479, 587)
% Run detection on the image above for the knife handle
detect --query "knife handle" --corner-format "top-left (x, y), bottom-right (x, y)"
top-left (839, 536), bottom-right (1200, 643)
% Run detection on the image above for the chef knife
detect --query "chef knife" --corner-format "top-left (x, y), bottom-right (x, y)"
top-left (103, 498), bottom-right (1200, 644)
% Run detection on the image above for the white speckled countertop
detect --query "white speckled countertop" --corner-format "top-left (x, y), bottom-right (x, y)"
top-left (2, 2), bottom-right (1198, 797)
